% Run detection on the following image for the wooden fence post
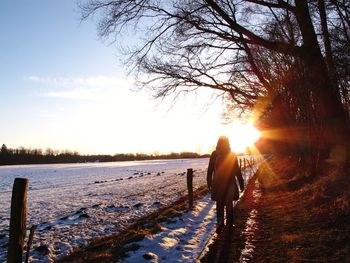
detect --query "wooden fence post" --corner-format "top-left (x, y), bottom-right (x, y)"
top-left (25, 225), bottom-right (36, 263)
top-left (187, 168), bottom-right (193, 209)
top-left (244, 158), bottom-right (246, 168)
top-left (239, 158), bottom-right (242, 168)
top-left (8, 178), bottom-right (28, 263)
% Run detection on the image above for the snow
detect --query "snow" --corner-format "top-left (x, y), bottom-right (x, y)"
top-left (123, 195), bottom-right (217, 263)
top-left (0, 157), bottom-right (261, 262)
top-left (239, 180), bottom-right (262, 262)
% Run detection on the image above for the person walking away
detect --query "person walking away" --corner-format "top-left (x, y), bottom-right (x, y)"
top-left (207, 136), bottom-right (244, 232)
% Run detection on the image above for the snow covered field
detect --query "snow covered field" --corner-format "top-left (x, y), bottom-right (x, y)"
top-left (0, 157), bottom-right (259, 262)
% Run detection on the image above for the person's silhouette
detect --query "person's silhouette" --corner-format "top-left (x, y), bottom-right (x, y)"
top-left (207, 136), bottom-right (244, 232)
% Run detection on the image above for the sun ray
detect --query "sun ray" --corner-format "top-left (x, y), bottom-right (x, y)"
top-left (220, 120), bottom-right (261, 154)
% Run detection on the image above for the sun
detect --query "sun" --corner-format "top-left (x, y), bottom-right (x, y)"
top-left (221, 121), bottom-right (261, 153)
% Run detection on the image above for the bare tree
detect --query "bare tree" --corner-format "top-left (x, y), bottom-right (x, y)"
top-left (81, 0), bottom-right (350, 168)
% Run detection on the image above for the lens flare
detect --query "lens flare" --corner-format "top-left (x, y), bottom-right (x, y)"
top-left (221, 121), bottom-right (261, 153)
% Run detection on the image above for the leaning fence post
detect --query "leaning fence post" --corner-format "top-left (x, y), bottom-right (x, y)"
top-left (8, 178), bottom-right (28, 263)
top-left (187, 168), bottom-right (193, 209)
top-left (25, 225), bottom-right (36, 263)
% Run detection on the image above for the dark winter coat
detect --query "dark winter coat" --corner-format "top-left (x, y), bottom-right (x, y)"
top-left (207, 150), bottom-right (244, 203)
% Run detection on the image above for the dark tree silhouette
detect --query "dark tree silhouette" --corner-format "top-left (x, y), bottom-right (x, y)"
top-left (0, 144), bottom-right (208, 165)
top-left (1, 144), bottom-right (8, 154)
top-left (81, 0), bottom-right (350, 171)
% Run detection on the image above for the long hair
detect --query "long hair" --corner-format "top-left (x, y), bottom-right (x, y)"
top-left (216, 136), bottom-right (231, 154)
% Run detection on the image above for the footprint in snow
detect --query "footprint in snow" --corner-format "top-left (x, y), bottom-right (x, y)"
top-left (142, 252), bottom-right (158, 261)
top-left (151, 201), bottom-right (162, 208)
top-left (60, 215), bottom-right (69, 220)
top-left (34, 244), bottom-right (51, 255)
top-left (78, 213), bottom-right (90, 219)
top-left (76, 207), bottom-right (87, 214)
top-left (104, 204), bottom-right (130, 213)
top-left (132, 203), bottom-right (144, 208)
top-left (37, 222), bottom-right (54, 231)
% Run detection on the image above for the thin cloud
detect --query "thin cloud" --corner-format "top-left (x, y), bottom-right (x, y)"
top-left (28, 75), bottom-right (134, 101)
top-left (45, 87), bottom-right (102, 100)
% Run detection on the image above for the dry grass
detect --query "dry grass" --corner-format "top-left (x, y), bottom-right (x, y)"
top-left (253, 157), bottom-right (350, 262)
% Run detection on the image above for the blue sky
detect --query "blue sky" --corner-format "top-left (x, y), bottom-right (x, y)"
top-left (0, 0), bottom-right (237, 155)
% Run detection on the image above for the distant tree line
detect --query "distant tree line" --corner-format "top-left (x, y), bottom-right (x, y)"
top-left (0, 144), bottom-right (209, 166)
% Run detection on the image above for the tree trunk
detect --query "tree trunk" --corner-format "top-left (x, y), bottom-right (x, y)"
top-left (294, 0), bottom-right (349, 165)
